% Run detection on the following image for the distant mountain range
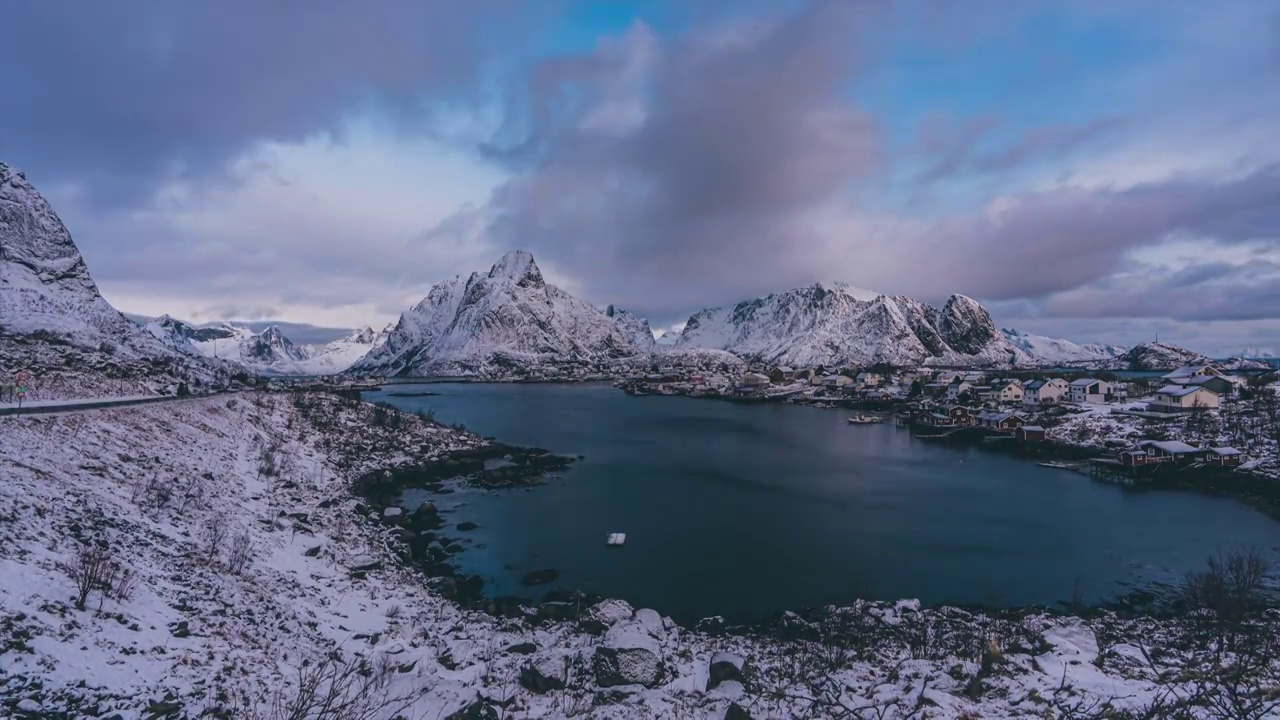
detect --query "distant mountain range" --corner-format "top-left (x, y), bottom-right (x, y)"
top-left (3, 159), bottom-right (1265, 383)
top-left (143, 316), bottom-right (388, 375)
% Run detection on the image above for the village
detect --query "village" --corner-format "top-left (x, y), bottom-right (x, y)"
top-left (617, 361), bottom-right (1280, 485)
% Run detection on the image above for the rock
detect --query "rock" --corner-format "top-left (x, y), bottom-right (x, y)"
top-left (586, 598), bottom-right (634, 625)
top-left (707, 651), bottom-right (746, 691)
top-left (635, 608), bottom-right (663, 633)
top-left (456, 521), bottom-right (479, 531)
top-left (505, 641), bottom-right (537, 655)
top-left (725, 701), bottom-right (753, 720)
top-left (536, 601), bottom-right (578, 622)
top-left (593, 621), bottom-right (664, 688)
top-left (383, 506), bottom-right (403, 518)
top-left (445, 700), bottom-right (498, 720)
top-left (350, 556), bottom-right (380, 572)
top-left (519, 656), bottom-right (568, 694)
top-left (520, 568), bottom-right (560, 587)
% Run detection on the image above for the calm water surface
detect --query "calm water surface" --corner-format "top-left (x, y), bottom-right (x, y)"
top-left (368, 382), bottom-right (1280, 623)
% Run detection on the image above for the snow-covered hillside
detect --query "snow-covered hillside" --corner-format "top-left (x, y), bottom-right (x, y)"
top-left (675, 284), bottom-right (1017, 367)
top-left (1000, 328), bottom-right (1127, 365)
top-left (146, 315), bottom-right (386, 375)
top-left (351, 251), bottom-right (650, 377)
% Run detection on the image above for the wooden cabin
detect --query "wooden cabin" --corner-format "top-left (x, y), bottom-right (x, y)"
top-left (1015, 425), bottom-right (1045, 442)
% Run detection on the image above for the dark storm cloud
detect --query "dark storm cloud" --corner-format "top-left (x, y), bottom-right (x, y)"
top-left (467, 1), bottom-right (885, 317)
top-left (894, 164), bottom-right (1280, 303)
top-left (0, 0), bottom-right (531, 206)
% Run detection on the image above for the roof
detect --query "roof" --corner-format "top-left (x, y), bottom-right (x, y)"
top-left (1210, 447), bottom-right (1242, 456)
top-left (1069, 378), bottom-right (1099, 387)
top-left (1140, 440), bottom-right (1201, 454)
top-left (1155, 384), bottom-right (1214, 397)
top-left (1020, 425), bottom-right (1045, 432)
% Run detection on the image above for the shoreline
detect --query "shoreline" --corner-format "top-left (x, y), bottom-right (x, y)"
top-left (6, 388), bottom-right (1277, 718)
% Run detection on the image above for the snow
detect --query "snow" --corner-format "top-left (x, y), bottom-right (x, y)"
top-left (2, 390), bottom-right (1273, 718)
top-left (675, 285), bottom-right (1018, 367)
top-left (1001, 328), bottom-right (1127, 365)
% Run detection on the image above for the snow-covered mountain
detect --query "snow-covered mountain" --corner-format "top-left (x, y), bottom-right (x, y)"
top-left (0, 162), bottom-right (225, 397)
top-left (674, 284), bottom-right (1017, 367)
top-left (607, 305), bottom-right (656, 350)
top-left (351, 251), bottom-right (650, 376)
top-left (1000, 328), bottom-right (1127, 365)
top-left (146, 316), bottom-right (386, 375)
top-left (1, 163), bottom-right (166, 357)
top-left (1109, 342), bottom-right (1209, 371)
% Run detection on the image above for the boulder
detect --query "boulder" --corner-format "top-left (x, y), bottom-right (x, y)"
top-left (520, 569), bottom-right (560, 587)
top-left (519, 656), bottom-right (568, 694)
top-left (586, 598), bottom-right (634, 625)
top-left (593, 621), bottom-right (664, 688)
top-left (707, 651), bottom-right (747, 691)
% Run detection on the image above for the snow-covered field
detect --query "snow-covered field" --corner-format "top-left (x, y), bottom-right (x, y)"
top-left (2, 393), bottom-right (1277, 719)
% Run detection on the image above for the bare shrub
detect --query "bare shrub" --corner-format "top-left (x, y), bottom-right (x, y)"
top-left (60, 544), bottom-right (131, 611)
top-left (1182, 547), bottom-right (1271, 624)
top-left (202, 515), bottom-right (229, 565)
top-left (262, 652), bottom-right (414, 720)
top-left (227, 529), bottom-right (254, 575)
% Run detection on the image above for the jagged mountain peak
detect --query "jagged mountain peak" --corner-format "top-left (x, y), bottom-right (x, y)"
top-left (351, 252), bottom-right (652, 376)
top-left (487, 250), bottom-right (544, 289)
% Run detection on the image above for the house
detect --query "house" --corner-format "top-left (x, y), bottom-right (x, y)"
top-left (946, 381), bottom-right (973, 401)
top-left (946, 405), bottom-right (973, 426)
top-left (1023, 378), bottom-right (1069, 407)
top-left (1163, 364), bottom-right (1224, 381)
top-left (742, 372), bottom-right (771, 387)
top-left (976, 410), bottom-right (1025, 431)
top-left (993, 379), bottom-right (1024, 404)
top-left (1137, 440), bottom-right (1202, 463)
top-left (1147, 385), bottom-right (1220, 413)
top-left (1067, 378), bottom-right (1116, 404)
top-left (1168, 374), bottom-right (1234, 396)
top-left (856, 371), bottom-right (882, 387)
top-left (1015, 425), bottom-right (1045, 442)
top-left (1205, 447), bottom-right (1244, 466)
top-left (769, 366), bottom-right (795, 384)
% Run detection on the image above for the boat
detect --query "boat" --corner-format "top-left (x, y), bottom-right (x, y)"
top-left (847, 415), bottom-right (884, 425)
top-left (606, 533), bottom-right (627, 547)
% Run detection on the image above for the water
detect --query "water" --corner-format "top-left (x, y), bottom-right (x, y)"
top-left (368, 382), bottom-right (1280, 623)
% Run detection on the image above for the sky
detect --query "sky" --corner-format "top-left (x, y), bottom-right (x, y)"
top-left (2, 0), bottom-right (1278, 356)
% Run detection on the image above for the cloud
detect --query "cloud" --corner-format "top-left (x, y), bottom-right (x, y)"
top-left (0, 0), bottom-right (533, 207)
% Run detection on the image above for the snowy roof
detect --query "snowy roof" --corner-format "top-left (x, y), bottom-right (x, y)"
top-left (1210, 447), bottom-right (1242, 456)
top-left (1154, 384), bottom-right (1214, 397)
top-left (1140, 440), bottom-right (1201, 454)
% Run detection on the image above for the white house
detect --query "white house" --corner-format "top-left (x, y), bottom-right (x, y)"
top-left (993, 379), bottom-right (1024, 404)
top-left (1148, 385), bottom-right (1220, 413)
top-left (946, 381), bottom-right (973, 401)
top-left (1022, 378), bottom-right (1069, 407)
top-left (1068, 378), bottom-right (1115, 404)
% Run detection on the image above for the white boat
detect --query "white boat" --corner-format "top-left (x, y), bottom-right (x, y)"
top-left (606, 532), bottom-right (627, 547)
